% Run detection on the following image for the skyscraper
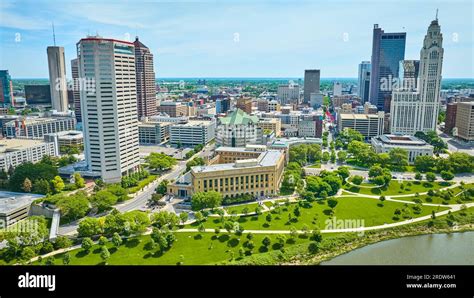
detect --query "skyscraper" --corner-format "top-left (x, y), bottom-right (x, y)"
top-left (134, 37), bottom-right (157, 119)
top-left (0, 70), bottom-right (14, 107)
top-left (358, 61), bottom-right (371, 103)
top-left (77, 36), bottom-right (140, 183)
top-left (71, 58), bottom-right (81, 123)
top-left (47, 46), bottom-right (69, 112)
top-left (391, 18), bottom-right (444, 135)
top-left (303, 69), bottom-right (320, 103)
top-left (398, 60), bottom-right (420, 90)
top-left (369, 25), bottom-right (406, 110)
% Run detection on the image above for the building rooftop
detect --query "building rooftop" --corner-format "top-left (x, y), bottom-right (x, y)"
top-left (373, 134), bottom-right (433, 147)
top-left (220, 109), bottom-right (258, 125)
top-left (46, 130), bottom-right (83, 140)
top-left (191, 150), bottom-right (283, 174)
top-left (0, 191), bottom-right (43, 215)
top-left (0, 139), bottom-right (50, 154)
top-left (172, 120), bottom-right (214, 127)
top-left (340, 112), bottom-right (384, 120)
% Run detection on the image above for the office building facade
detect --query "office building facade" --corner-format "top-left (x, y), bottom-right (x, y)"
top-left (134, 37), bottom-right (157, 119)
top-left (0, 70), bottom-right (14, 107)
top-left (303, 69), bottom-right (320, 103)
top-left (369, 25), bottom-right (406, 110)
top-left (358, 61), bottom-right (371, 102)
top-left (77, 36), bottom-right (140, 183)
top-left (71, 58), bottom-right (82, 123)
top-left (391, 19), bottom-right (444, 135)
top-left (47, 46), bottom-right (69, 112)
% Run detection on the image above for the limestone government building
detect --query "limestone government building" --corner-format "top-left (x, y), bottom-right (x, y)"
top-left (168, 145), bottom-right (285, 199)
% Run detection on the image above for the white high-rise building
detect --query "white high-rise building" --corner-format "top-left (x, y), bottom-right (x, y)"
top-left (47, 46), bottom-right (69, 112)
top-left (277, 84), bottom-right (300, 105)
top-left (391, 18), bottom-right (443, 135)
top-left (77, 36), bottom-right (140, 183)
top-left (333, 82), bottom-right (342, 96)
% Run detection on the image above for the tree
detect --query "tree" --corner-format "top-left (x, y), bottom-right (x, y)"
top-left (21, 247), bottom-right (36, 263)
top-left (198, 224), bottom-right (205, 234)
top-left (106, 184), bottom-right (129, 202)
top-left (112, 232), bottom-right (122, 248)
top-left (56, 192), bottom-right (90, 221)
top-left (414, 155), bottom-right (437, 172)
top-left (337, 150), bottom-right (347, 163)
top-left (379, 196), bottom-right (386, 206)
top-left (186, 157), bottom-right (206, 172)
top-left (265, 213), bottom-right (272, 223)
top-left (156, 180), bottom-right (169, 195)
top-left (9, 162), bottom-right (58, 192)
top-left (73, 172), bottom-right (85, 188)
top-left (32, 179), bottom-right (51, 195)
top-left (262, 236), bottom-right (271, 247)
top-left (336, 166), bottom-right (350, 180)
top-left (100, 246), bottom-right (110, 264)
top-left (440, 170), bottom-right (454, 181)
top-left (152, 211), bottom-right (180, 229)
top-left (415, 172), bottom-right (423, 181)
top-left (145, 153), bottom-right (177, 171)
top-left (81, 237), bottom-right (94, 252)
top-left (45, 256), bottom-right (55, 266)
top-left (327, 198), bottom-right (338, 210)
top-left (22, 178), bottom-right (32, 193)
top-left (78, 217), bottom-right (102, 237)
top-left (388, 148), bottom-right (409, 167)
top-left (62, 253), bottom-right (71, 265)
top-left (308, 242), bottom-right (319, 254)
top-left (276, 235), bottom-right (286, 248)
top-left (191, 191), bottom-right (223, 211)
top-left (310, 229), bottom-right (323, 242)
top-left (426, 172), bottom-right (436, 182)
top-left (322, 151), bottom-right (330, 163)
top-left (179, 212), bottom-right (189, 224)
top-left (51, 176), bottom-right (65, 193)
top-left (54, 236), bottom-right (72, 250)
top-left (98, 236), bottom-right (108, 246)
top-left (90, 190), bottom-right (118, 212)
top-left (351, 175), bottom-right (363, 185)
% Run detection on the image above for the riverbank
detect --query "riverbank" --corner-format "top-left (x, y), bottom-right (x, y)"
top-left (233, 207), bottom-right (474, 265)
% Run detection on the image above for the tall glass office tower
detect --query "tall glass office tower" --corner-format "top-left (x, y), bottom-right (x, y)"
top-left (0, 70), bottom-right (14, 107)
top-left (358, 61), bottom-right (371, 103)
top-left (369, 24), bottom-right (406, 111)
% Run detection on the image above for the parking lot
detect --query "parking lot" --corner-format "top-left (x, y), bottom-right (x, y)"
top-left (139, 144), bottom-right (193, 160)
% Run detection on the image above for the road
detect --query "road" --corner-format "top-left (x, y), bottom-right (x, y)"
top-left (57, 143), bottom-right (215, 236)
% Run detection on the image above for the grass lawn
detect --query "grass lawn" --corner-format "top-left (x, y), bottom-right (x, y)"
top-left (225, 203), bottom-right (259, 215)
top-left (308, 163), bottom-right (321, 168)
top-left (343, 180), bottom-right (452, 196)
top-left (392, 183), bottom-right (474, 204)
top-left (32, 232), bottom-right (313, 265)
top-left (187, 197), bottom-right (449, 231)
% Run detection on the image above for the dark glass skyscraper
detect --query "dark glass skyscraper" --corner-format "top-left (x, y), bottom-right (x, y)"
top-left (0, 70), bottom-right (14, 107)
top-left (369, 24), bottom-right (406, 110)
top-left (134, 37), bottom-right (157, 119)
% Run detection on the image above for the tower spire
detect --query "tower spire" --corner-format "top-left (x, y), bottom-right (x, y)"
top-left (435, 8), bottom-right (438, 20)
top-left (52, 22), bottom-right (56, 46)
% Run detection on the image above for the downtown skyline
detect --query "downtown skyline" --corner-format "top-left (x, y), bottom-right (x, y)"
top-left (0, 0), bottom-right (473, 79)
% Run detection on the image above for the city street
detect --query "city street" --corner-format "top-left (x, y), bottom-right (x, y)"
top-left (57, 143), bottom-right (215, 236)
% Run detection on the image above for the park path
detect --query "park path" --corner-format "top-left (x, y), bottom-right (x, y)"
top-left (176, 201), bottom-right (474, 235)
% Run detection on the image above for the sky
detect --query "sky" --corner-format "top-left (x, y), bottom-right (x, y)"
top-left (0, 0), bottom-right (473, 79)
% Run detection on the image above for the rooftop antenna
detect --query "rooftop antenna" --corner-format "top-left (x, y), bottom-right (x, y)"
top-left (52, 22), bottom-right (56, 46)
top-left (435, 8), bottom-right (438, 20)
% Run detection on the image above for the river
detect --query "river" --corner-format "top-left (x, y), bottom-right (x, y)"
top-left (321, 232), bottom-right (474, 265)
